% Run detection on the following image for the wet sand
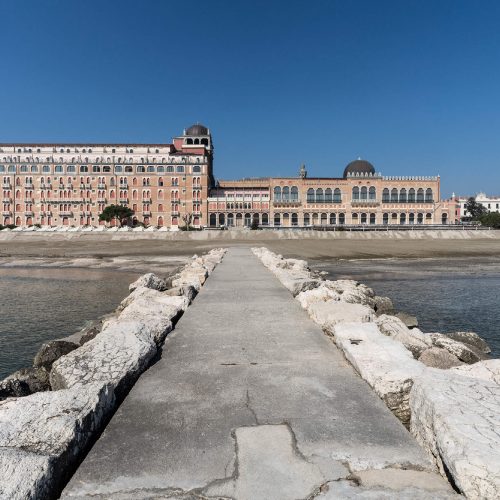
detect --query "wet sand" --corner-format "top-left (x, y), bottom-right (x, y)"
top-left (1, 231), bottom-right (500, 260)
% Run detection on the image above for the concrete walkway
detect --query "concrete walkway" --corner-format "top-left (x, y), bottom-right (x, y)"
top-left (63, 248), bottom-right (454, 499)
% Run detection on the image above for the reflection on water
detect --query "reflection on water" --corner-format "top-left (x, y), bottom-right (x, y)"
top-left (311, 257), bottom-right (500, 358)
top-left (0, 267), bottom-right (140, 379)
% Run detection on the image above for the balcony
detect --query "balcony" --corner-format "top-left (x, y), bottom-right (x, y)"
top-left (193, 186), bottom-right (202, 190)
top-left (24, 211), bottom-right (34, 216)
top-left (119, 197), bottom-right (129, 203)
top-left (25, 183), bottom-right (34, 189)
top-left (2, 198), bottom-right (13, 203)
top-left (97, 183), bottom-right (106, 189)
top-left (171, 210), bottom-right (180, 216)
top-left (2, 183), bottom-right (12, 189)
top-left (305, 199), bottom-right (342, 205)
top-left (143, 211), bottom-right (151, 216)
top-left (273, 199), bottom-right (301, 207)
top-left (97, 197), bottom-right (107, 203)
top-left (381, 199), bottom-right (434, 205)
top-left (351, 199), bottom-right (380, 207)
top-left (2, 211), bottom-right (12, 216)
top-left (25, 198), bottom-right (35, 204)
top-left (59, 211), bottom-right (73, 216)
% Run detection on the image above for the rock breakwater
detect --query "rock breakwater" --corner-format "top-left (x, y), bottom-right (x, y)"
top-left (252, 246), bottom-right (500, 499)
top-left (0, 248), bottom-right (226, 499)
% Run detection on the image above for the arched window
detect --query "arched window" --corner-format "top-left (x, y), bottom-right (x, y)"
top-left (321, 213), bottom-right (327, 225)
top-left (147, 166), bottom-right (155, 173)
top-left (329, 213), bottom-right (336, 224)
top-left (352, 186), bottom-right (359, 200)
top-left (408, 188), bottom-right (415, 202)
top-left (409, 213), bottom-right (415, 224)
top-left (316, 188), bottom-right (324, 202)
top-left (137, 166), bottom-right (145, 173)
top-left (167, 166), bottom-right (174, 172)
top-left (157, 166), bottom-right (164, 172)
top-left (307, 188), bottom-right (315, 202)
top-left (370, 213), bottom-right (376, 224)
top-left (417, 188), bottom-right (424, 202)
top-left (369, 186), bottom-right (376, 200)
top-left (334, 188), bottom-right (341, 202)
top-left (325, 188), bottom-right (332, 202)
top-left (425, 188), bottom-right (433, 202)
top-left (282, 186), bottom-right (290, 201)
top-left (274, 213), bottom-right (281, 226)
top-left (273, 186), bottom-right (281, 201)
top-left (391, 188), bottom-right (398, 202)
top-left (193, 165), bottom-right (201, 173)
top-left (115, 165), bottom-right (123, 172)
top-left (291, 213), bottom-right (298, 225)
top-left (382, 188), bottom-right (390, 202)
top-left (339, 213), bottom-right (345, 225)
top-left (417, 213), bottom-right (424, 224)
top-left (400, 213), bottom-right (406, 225)
top-left (176, 166), bottom-right (184, 173)
top-left (80, 165), bottom-right (88, 173)
top-left (441, 213), bottom-right (448, 224)
top-left (382, 213), bottom-right (389, 224)
top-left (360, 213), bottom-right (367, 224)
top-left (399, 188), bottom-right (407, 203)
top-left (304, 213), bottom-right (310, 225)
top-left (360, 186), bottom-right (367, 200)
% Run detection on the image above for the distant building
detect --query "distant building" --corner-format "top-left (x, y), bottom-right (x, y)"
top-left (1, 125), bottom-right (454, 228)
top-left (208, 159), bottom-right (453, 227)
top-left (458, 193), bottom-right (500, 219)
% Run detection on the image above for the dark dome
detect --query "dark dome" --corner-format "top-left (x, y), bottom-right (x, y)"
top-left (343, 159), bottom-right (375, 178)
top-left (185, 124), bottom-right (209, 136)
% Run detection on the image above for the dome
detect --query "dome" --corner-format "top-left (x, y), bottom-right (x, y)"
top-left (343, 159), bottom-right (375, 178)
top-left (185, 124), bottom-right (209, 136)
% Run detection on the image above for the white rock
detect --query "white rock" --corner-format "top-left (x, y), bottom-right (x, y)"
top-left (410, 368), bottom-right (500, 499)
top-left (129, 272), bottom-right (169, 292)
top-left (0, 384), bottom-right (113, 499)
top-left (449, 360), bottom-right (500, 385)
top-left (428, 333), bottom-right (481, 364)
top-left (308, 300), bottom-right (375, 331)
top-left (375, 315), bottom-right (431, 358)
top-left (50, 321), bottom-right (157, 397)
top-left (334, 322), bottom-right (425, 425)
top-left (296, 285), bottom-right (341, 310)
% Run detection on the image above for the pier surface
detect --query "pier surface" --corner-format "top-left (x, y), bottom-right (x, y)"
top-left (63, 248), bottom-right (453, 499)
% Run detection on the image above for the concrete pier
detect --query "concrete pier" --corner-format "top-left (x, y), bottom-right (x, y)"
top-left (63, 248), bottom-right (455, 499)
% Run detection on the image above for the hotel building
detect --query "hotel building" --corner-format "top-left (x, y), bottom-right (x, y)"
top-left (1, 124), bottom-right (455, 228)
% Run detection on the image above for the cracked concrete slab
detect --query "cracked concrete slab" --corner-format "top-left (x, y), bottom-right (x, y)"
top-left (62, 248), bottom-right (450, 499)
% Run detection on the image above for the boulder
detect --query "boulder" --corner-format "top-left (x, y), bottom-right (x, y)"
top-left (449, 359), bottom-right (500, 385)
top-left (50, 321), bottom-right (158, 399)
top-left (444, 331), bottom-right (491, 355)
top-left (308, 300), bottom-right (375, 332)
top-left (428, 333), bottom-right (481, 364)
top-left (34, 340), bottom-right (79, 371)
top-left (0, 367), bottom-right (50, 399)
top-left (418, 347), bottom-right (463, 369)
top-left (410, 368), bottom-right (500, 499)
top-left (334, 322), bottom-right (425, 426)
top-left (129, 272), bottom-right (169, 292)
top-left (396, 312), bottom-right (419, 329)
top-left (375, 315), bottom-right (431, 358)
top-left (296, 285), bottom-right (341, 310)
top-left (274, 270), bottom-right (320, 297)
top-left (0, 384), bottom-right (113, 499)
top-left (373, 295), bottom-right (395, 316)
top-left (164, 284), bottom-right (197, 303)
top-left (79, 324), bottom-right (101, 345)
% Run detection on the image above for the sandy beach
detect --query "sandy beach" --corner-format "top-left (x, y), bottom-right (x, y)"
top-left (0, 229), bottom-right (499, 261)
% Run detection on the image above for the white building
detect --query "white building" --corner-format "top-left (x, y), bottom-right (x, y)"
top-left (459, 192), bottom-right (500, 218)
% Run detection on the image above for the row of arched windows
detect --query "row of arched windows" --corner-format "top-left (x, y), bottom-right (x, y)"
top-left (273, 186), bottom-right (299, 202)
top-left (0, 164), bottom-right (202, 174)
top-left (306, 188), bottom-right (342, 203)
top-left (352, 186), bottom-right (376, 200)
top-left (381, 188), bottom-right (433, 203)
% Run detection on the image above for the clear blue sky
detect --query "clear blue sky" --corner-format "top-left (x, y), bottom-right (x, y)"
top-left (1, 0), bottom-right (499, 197)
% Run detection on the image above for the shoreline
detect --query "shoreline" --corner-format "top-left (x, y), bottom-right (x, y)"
top-left (1, 230), bottom-right (500, 261)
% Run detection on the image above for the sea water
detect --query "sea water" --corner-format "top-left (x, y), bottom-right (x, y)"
top-left (0, 267), bottom-right (140, 379)
top-left (311, 257), bottom-right (500, 358)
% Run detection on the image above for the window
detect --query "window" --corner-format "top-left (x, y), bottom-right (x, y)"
top-left (55, 165), bottom-right (63, 173)
top-left (20, 165), bottom-right (28, 172)
top-left (316, 188), bottom-right (324, 202)
top-left (67, 165), bottom-right (76, 173)
top-left (334, 188), bottom-right (341, 202)
top-left (382, 188), bottom-right (389, 202)
top-left (125, 166), bottom-right (133, 173)
top-left (360, 187), bottom-right (367, 200)
top-left (282, 186), bottom-right (290, 201)
top-left (137, 166), bottom-right (145, 173)
top-left (417, 188), bottom-right (424, 202)
top-left (80, 165), bottom-right (88, 173)
top-left (157, 166), bottom-right (165, 172)
top-left (193, 165), bottom-right (201, 173)
top-left (147, 166), bottom-right (155, 172)
top-left (93, 165), bottom-right (101, 173)
top-left (399, 188), bottom-right (407, 203)
top-left (0, 166), bottom-right (4, 173)
top-left (391, 188), bottom-right (398, 202)
top-left (325, 188), bottom-right (332, 202)
top-left (166, 166), bottom-right (174, 172)
top-left (115, 165), bottom-right (123, 172)
top-left (176, 165), bottom-right (184, 173)
top-left (31, 166), bottom-right (38, 173)
top-left (103, 166), bottom-right (111, 173)
top-left (291, 186), bottom-right (299, 201)
top-left (43, 165), bottom-right (50, 173)
top-left (352, 186), bottom-right (359, 200)
top-left (307, 188), bottom-right (315, 202)
top-left (425, 188), bottom-right (433, 202)
top-left (408, 188), bottom-right (415, 202)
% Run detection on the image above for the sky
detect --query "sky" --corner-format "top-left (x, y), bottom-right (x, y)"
top-left (1, 0), bottom-right (500, 197)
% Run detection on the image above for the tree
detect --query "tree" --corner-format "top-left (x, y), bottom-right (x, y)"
top-left (478, 212), bottom-right (500, 228)
top-left (181, 212), bottom-right (193, 231)
top-left (464, 197), bottom-right (487, 220)
top-left (99, 204), bottom-right (134, 227)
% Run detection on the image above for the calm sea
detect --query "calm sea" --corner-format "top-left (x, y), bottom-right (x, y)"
top-left (311, 257), bottom-right (500, 358)
top-left (0, 267), bottom-right (140, 379)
